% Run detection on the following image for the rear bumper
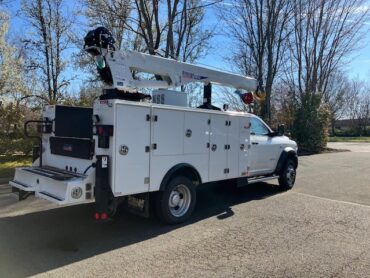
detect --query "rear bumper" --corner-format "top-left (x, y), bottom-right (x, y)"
top-left (10, 166), bottom-right (95, 205)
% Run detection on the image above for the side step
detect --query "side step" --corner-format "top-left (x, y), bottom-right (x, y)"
top-left (37, 191), bottom-right (65, 203)
top-left (248, 175), bottom-right (279, 184)
top-left (237, 175), bottom-right (279, 187)
top-left (9, 180), bottom-right (34, 192)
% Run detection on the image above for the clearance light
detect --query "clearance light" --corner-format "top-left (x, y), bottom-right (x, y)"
top-left (241, 92), bottom-right (254, 105)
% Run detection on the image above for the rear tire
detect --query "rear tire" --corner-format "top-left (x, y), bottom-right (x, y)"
top-left (278, 158), bottom-right (297, 190)
top-left (155, 176), bottom-right (196, 225)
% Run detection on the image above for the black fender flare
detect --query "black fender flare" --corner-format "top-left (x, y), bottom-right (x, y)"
top-left (274, 149), bottom-right (298, 175)
top-left (159, 163), bottom-right (202, 191)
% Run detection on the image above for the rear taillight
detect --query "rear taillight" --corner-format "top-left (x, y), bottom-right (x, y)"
top-left (93, 125), bottom-right (114, 148)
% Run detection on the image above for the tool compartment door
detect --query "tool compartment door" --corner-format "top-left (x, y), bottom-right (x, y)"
top-left (227, 116), bottom-right (240, 179)
top-left (149, 107), bottom-right (186, 191)
top-left (209, 114), bottom-right (228, 181)
top-left (151, 107), bottom-right (185, 156)
top-left (184, 111), bottom-right (210, 155)
top-left (114, 104), bottom-right (151, 195)
top-left (238, 116), bottom-right (251, 177)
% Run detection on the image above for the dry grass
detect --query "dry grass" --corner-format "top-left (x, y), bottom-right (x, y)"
top-left (329, 137), bottom-right (370, 143)
top-left (0, 155), bottom-right (32, 178)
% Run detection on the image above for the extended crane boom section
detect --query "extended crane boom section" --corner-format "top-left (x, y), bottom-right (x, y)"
top-left (102, 49), bottom-right (258, 92)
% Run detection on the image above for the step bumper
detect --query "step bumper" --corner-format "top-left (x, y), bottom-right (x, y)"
top-left (10, 167), bottom-right (95, 205)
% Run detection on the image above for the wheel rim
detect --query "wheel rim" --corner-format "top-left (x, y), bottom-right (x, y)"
top-left (168, 184), bottom-right (191, 217)
top-left (286, 164), bottom-right (296, 186)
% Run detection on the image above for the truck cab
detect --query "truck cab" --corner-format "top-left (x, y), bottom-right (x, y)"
top-left (249, 115), bottom-right (298, 177)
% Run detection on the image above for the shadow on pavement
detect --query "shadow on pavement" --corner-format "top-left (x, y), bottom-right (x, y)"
top-left (0, 181), bottom-right (281, 278)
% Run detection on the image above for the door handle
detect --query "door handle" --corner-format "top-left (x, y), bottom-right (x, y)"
top-left (252, 142), bottom-right (259, 145)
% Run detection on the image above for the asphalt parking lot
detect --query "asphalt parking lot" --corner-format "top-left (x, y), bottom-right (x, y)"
top-left (1, 142), bottom-right (370, 277)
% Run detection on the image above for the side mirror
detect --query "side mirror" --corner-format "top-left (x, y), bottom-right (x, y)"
top-left (277, 124), bottom-right (285, 136)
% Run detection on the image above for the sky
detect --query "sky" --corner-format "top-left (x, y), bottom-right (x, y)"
top-left (200, 4), bottom-right (370, 80)
top-left (1, 0), bottom-right (370, 94)
top-left (347, 45), bottom-right (370, 79)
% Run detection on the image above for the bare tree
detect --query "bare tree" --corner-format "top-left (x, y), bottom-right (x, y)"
top-left (220, 0), bottom-right (293, 123)
top-left (80, 0), bottom-right (213, 94)
top-left (129, 0), bottom-right (162, 55)
top-left (357, 95), bottom-right (370, 135)
top-left (77, 0), bottom-right (137, 85)
top-left (82, 0), bottom-right (139, 50)
top-left (322, 70), bottom-right (352, 134)
top-left (174, 0), bottom-right (213, 95)
top-left (346, 80), bottom-right (370, 135)
top-left (166, 0), bottom-right (212, 61)
top-left (218, 88), bottom-right (249, 112)
top-left (281, 0), bottom-right (370, 151)
top-left (129, 0), bottom-right (213, 61)
top-left (94, 0), bottom-right (214, 60)
top-left (21, 0), bottom-right (75, 104)
top-left (0, 12), bottom-right (24, 100)
top-left (286, 0), bottom-right (369, 97)
top-left (186, 83), bottom-right (202, 107)
top-left (80, 0), bottom-right (210, 61)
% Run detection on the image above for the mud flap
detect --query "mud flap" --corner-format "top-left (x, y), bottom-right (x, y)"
top-left (126, 193), bottom-right (150, 218)
top-left (236, 177), bottom-right (248, 188)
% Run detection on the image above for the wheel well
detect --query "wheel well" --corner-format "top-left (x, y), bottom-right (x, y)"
top-left (159, 164), bottom-right (202, 191)
top-left (286, 152), bottom-right (298, 168)
top-left (274, 150), bottom-right (298, 175)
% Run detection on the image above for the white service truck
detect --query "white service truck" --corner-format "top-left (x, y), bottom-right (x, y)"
top-left (10, 27), bottom-right (298, 224)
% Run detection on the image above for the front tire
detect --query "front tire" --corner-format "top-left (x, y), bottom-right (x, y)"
top-left (278, 159), bottom-right (297, 190)
top-left (155, 176), bottom-right (196, 224)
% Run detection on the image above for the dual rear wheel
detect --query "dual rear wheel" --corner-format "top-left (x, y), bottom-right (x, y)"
top-left (155, 176), bottom-right (196, 225)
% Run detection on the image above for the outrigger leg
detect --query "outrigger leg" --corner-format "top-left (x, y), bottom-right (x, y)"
top-left (94, 155), bottom-right (114, 222)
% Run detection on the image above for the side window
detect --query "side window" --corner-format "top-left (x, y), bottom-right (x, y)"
top-left (250, 117), bottom-right (269, 136)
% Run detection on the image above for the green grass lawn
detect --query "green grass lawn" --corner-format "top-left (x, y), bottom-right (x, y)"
top-left (0, 155), bottom-right (32, 179)
top-left (329, 136), bottom-right (370, 143)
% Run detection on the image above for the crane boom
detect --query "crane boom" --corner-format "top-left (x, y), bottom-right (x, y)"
top-left (103, 49), bottom-right (257, 92)
top-left (84, 27), bottom-right (257, 94)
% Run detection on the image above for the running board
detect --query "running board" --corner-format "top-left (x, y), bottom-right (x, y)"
top-left (248, 175), bottom-right (279, 184)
